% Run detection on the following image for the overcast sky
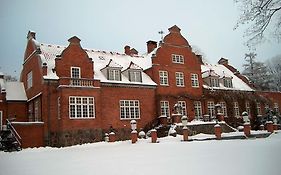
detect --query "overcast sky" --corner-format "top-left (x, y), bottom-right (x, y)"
top-left (1, 0), bottom-right (280, 78)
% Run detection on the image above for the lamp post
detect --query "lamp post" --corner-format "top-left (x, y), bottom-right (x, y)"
top-left (273, 116), bottom-right (278, 130)
top-left (181, 115), bottom-right (188, 141)
top-left (215, 103), bottom-right (224, 122)
top-left (172, 103), bottom-right (182, 123)
top-left (130, 120), bottom-right (138, 144)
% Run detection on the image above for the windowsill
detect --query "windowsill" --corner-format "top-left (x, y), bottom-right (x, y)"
top-left (69, 117), bottom-right (95, 120)
top-left (191, 86), bottom-right (200, 88)
top-left (160, 84), bottom-right (169, 86)
top-left (120, 118), bottom-right (140, 120)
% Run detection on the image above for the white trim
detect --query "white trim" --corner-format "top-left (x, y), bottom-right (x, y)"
top-left (0, 111), bottom-right (2, 130)
top-left (120, 100), bottom-right (140, 120)
top-left (69, 96), bottom-right (95, 119)
top-left (172, 54), bottom-right (184, 64)
top-left (159, 71), bottom-right (169, 86)
top-left (71, 67), bottom-right (81, 78)
top-left (27, 92), bottom-right (42, 102)
top-left (191, 73), bottom-right (199, 88)
top-left (175, 72), bottom-right (185, 87)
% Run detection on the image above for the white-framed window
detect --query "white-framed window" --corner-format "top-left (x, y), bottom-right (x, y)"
top-left (234, 102), bottom-right (240, 117)
top-left (257, 103), bottom-right (262, 115)
top-left (129, 70), bottom-right (142, 82)
top-left (69, 96), bottom-right (95, 119)
top-left (207, 101), bottom-right (215, 118)
top-left (172, 54), bottom-right (184, 64)
top-left (71, 67), bottom-right (81, 86)
top-left (28, 103), bottom-right (33, 122)
top-left (57, 97), bottom-right (61, 120)
top-left (159, 71), bottom-right (169, 86)
top-left (178, 101), bottom-right (187, 116)
top-left (120, 100), bottom-right (140, 119)
top-left (220, 101), bottom-right (227, 117)
top-left (210, 78), bottom-right (219, 87)
top-left (223, 78), bottom-right (233, 88)
top-left (245, 101), bottom-right (251, 117)
top-left (191, 73), bottom-right (199, 87)
top-left (194, 101), bottom-right (202, 120)
top-left (0, 111), bottom-right (2, 130)
top-left (274, 103), bottom-right (279, 113)
top-left (175, 72), bottom-right (185, 87)
top-left (265, 104), bottom-right (269, 113)
top-left (34, 100), bottom-right (40, 122)
top-left (108, 69), bottom-right (121, 81)
top-left (27, 71), bottom-right (33, 89)
top-left (160, 101), bottom-right (170, 117)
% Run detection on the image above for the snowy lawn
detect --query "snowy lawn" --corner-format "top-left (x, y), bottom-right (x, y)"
top-left (1, 132), bottom-right (281, 175)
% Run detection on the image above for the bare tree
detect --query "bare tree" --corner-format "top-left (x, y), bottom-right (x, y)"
top-left (234, 0), bottom-right (281, 46)
top-left (266, 55), bottom-right (281, 91)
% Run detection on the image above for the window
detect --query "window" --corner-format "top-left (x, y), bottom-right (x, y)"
top-left (34, 99), bottom-right (41, 122)
top-left (120, 100), bottom-right (140, 119)
top-left (28, 103), bottom-right (33, 122)
top-left (108, 69), bottom-right (121, 81)
top-left (159, 71), bottom-right (169, 86)
top-left (178, 101), bottom-right (187, 116)
top-left (191, 74), bottom-right (199, 87)
top-left (223, 78), bottom-right (233, 88)
top-left (257, 103), bottom-right (261, 115)
top-left (172, 54), bottom-right (184, 64)
top-left (265, 104), bottom-right (269, 113)
top-left (210, 78), bottom-right (219, 87)
top-left (274, 103), bottom-right (279, 113)
top-left (234, 102), bottom-right (240, 117)
top-left (175, 72), bottom-right (184, 87)
top-left (245, 101), bottom-right (251, 117)
top-left (207, 101), bottom-right (215, 118)
top-left (69, 96), bottom-right (95, 119)
top-left (194, 101), bottom-right (202, 120)
top-left (0, 111), bottom-right (2, 130)
top-left (129, 71), bottom-right (142, 82)
top-left (220, 101), bottom-right (227, 117)
top-left (160, 101), bottom-right (170, 117)
top-left (71, 67), bottom-right (81, 86)
top-left (27, 71), bottom-right (33, 89)
top-left (57, 97), bottom-right (61, 120)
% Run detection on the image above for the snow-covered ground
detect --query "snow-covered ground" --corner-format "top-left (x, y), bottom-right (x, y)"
top-left (1, 132), bottom-right (280, 175)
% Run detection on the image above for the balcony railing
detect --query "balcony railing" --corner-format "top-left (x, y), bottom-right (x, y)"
top-left (60, 78), bottom-right (95, 87)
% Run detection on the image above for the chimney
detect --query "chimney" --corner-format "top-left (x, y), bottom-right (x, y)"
top-left (42, 63), bottom-right (47, 76)
top-left (27, 30), bottom-right (36, 40)
top-left (130, 48), bottom-right (138, 55)
top-left (124, 45), bottom-right (131, 55)
top-left (68, 36), bottom-right (81, 46)
top-left (218, 58), bottom-right (228, 65)
top-left (146, 40), bottom-right (157, 54)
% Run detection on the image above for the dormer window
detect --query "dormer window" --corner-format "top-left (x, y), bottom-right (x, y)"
top-left (129, 70), bottom-right (142, 82)
top-left (108, 69), bottom-right (121, 81)
top-left (223, 78), bottom-right (233, 88)
top-left (172, 54), bottom-right (184, 64)
top-left (210, 77), bottom-right (219, 87)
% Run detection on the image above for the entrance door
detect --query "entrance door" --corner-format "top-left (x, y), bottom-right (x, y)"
top-left (0, 111), bottom-right (2, 130)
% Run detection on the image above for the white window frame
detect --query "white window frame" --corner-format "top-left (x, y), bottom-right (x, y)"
top-left (175, 72), bottom-right (185, 87)
top-left (27, 71), bottom-right (33, 89)
top-left (220, 101), bottom-right (227, 117)
top-left (234, 102), bottom-right (240, 117)
top-left (178, 101), bottom-right (187, 116)
top-left (256, 103), bottom-right (262, 116)
top-left (207, 101), bottom-right (215, 118)
top-left (34, 100), bottom-right (39, 122)
top-left (245, 101), bottom-right (251, 117)
top-left (57, 97), bottom-right (61, 120)
top-left (28, 103), bottom-right (33, 122)
top-left (191, 73), bottom-right (199, 88)
top-left (274, 103), bottom-right (279, 113)
top-left (71, 67), bottom-right (81, 79)
top-left (172, 54), bottom-right (184, 64)
top-left (223, 78), bottom-right (233, 88)
top-left (159, 71), bottom-right (169, 86)
top-left (120, 100), bottom-right (140, 120)
top-left (0, 111), bottom-right (2, 130)
top-left (210, 77), bottom-right (219, 87)
top-left (69, 96), bottom-right (95, 119)
top-left (194, 101), bottom-right (202, 120)
top-left (129, 70), bottom-right (142, 82)
top-left (108, 69), bottom-right (121, 81)
top-left (160, 101), bottom-right (170, 117)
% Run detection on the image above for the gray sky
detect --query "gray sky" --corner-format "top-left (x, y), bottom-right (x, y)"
top-left (1, 0), bottom-right (280, 78)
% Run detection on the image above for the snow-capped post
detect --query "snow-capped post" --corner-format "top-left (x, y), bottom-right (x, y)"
top-left (273, 116), bottom-right (278, 130)
top-left (259, 124), bottom-right (264, 130)
top-left (214, 124), bottom-right (222, 140)
top-left (151, 129), bottom-right (157, 143)
top-left (242, 111), bottom-right (251, 137)
top-left (130, 120), bottom-right (138, 144)
top-left (215, 103), bottom-right (224, 121)
top-left (266, 121), bottom-right (274, 133)
top-left (181, 115), bottom-right (189, 141)
top-left (138, 130), bottom-right (146, 139)
top-left (104, 133), bottom-right (109, 142)
top-left (172, 103), bottom-right (182, 123)
top-left (109, 132), bottom-right (116, 142)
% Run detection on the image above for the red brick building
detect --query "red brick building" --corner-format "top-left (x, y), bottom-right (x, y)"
top-left (1, 25), bottom-right (280, 147)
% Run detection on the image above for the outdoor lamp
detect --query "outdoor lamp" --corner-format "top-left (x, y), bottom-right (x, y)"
top-left (130, 120), bottom-right (137, 131)
top-left (273, 116), bottom-right (278, 124)
top-left (242, 111), bottom-right (249, 123)
top-left (181, 115), bottom-right (188, 128)
top-left (215, 103), bottom-right (222, 114)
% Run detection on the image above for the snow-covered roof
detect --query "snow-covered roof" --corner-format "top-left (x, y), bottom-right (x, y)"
top-left (201, 64), bottom-right (254, 91)
top-left (5, 82), bottom-right (27, 101)
top-left (38, 43), bottom-right (157, 86)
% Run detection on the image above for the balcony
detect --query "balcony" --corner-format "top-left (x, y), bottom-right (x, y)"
top-left (59, 78), bottom-right (95, 87)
